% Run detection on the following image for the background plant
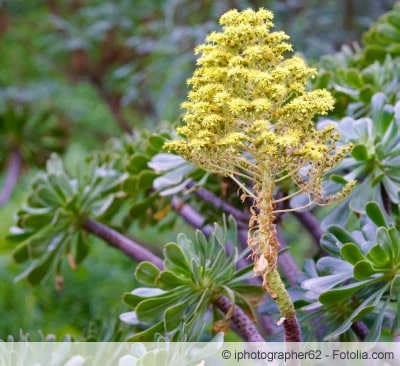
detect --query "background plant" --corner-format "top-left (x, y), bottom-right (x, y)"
top-left (301, 202), bottom-right (400, 341)
top-left (0, 0), bottom-right (399, 343)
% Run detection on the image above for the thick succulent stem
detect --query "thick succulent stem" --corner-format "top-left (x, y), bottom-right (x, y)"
top-left (214, 296), bottom-right (265, 342)
top-left (266, 268), bottom-right (302, 342)
top-left (83, 218), bottom-right (164, 269)
top-left (250, 180), bottom-right (302, 342)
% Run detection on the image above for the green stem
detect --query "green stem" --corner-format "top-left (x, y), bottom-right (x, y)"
top-left (266, 268), bottom-right (302, 342)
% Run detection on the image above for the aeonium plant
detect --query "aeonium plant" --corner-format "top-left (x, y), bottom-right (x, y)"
top-left (121, 216), bottom-right (263, 341)
top-left (165, 8), bottom-right (354, 341)
top-left (318, 93), bottom-right (400, 229)
top-left (301, 202), bottom-right (400, 341)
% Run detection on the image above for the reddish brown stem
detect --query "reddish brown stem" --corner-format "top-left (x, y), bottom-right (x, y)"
top-left (214, 296), bottom-right (264, 342)
top-left (0, 149), bottom-right (22, 207)
top-left (83, 217), bottom-right (265, 342)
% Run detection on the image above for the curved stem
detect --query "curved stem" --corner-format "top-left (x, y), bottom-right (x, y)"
top-left (214, 296), bottom-right (264, 342)
top-left (229, 174), bottom-right (256, 199)
top-left (82, 218), bottom-right (164, 269)
top-left (186, 180), bottom-right (249, 223)
top-left (83, 216), bottom-right (265, 342)
top-left (171, 196), bottom-right (213, 235)
top-left (0, 149), bottom-right (22, 207)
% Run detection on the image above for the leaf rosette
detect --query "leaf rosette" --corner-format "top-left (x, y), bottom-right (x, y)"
top-left (301, 202), bottom-right (400, 341)
top-left (121, 216), bottom-right (263, 341)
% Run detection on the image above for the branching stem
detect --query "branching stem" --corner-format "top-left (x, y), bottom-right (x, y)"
top-left (229, 174), bottom-right (257, 199)
top-left (82, 218), bottom-right (164, 269)
top-left (83, 216), bottom-right (265, 342)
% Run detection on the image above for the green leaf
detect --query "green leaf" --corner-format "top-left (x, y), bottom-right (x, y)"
top-left (123, 293), bottom-right (144, 308)
top-left (359, 85), bottom-right (374, 104)
top-left (20, 213), bottom-right (52, 230)
top-left (129, 195), bottom-right (157, 219)
top-left (126, 153), bottom-right (150, 174)
top-left (351, 305), bottom-right (375, 321)
top-left (208, 246), bottom-right (232, 281)
top-left (390, 274), bottom-right (400, 299)
top-left (365, 201), bottom-right (388, 227)
top-left (122, 176), bottom-right (138, 193)
top-left (328, 226), bottom-right (357, 246)
top-left (12, 243), bottom-right (30, 263)
top-left (91, 195), bottom-right (115, 217)
top-left (36, 186), bottom-right (63, 206)
top-left (137, 170), bottom-right (158, 191)
top-left (391, 293), bottom-right (400, 336)
top-left (163, 242), bottom-right (191, 276)
top-left (155, 270), bottom-right (192, 290)
top-left (48, 174), bottom-right (73, 201)
top-left (135, 288), bottom-right (189, 323)
top-left (315, 72), bottom-right (331, 88)
top-left (319, 278), bottom-right (376, 305)
top-left (231, 291), bottom-right (258, 323)
top-left (228, 284), bottom-right (264, 299)
top-left (353, 260), bottom-right (376, 280)
top-left (126, 321), bottom-right (164, 342)
top-left (388, 227), bottom-right (400, 261)
top-left (15, 249), bottom-right (58, 285)
top-left (365, 300), bottom-right (388, 342)
top-left (351, 144), bottom-right (369, 161)
top-left (366, 244), bottom-right (391, 267)
top-left (135, 262), bottom-right (161, 286)
top-left (164, 297), bottom-right (193, 332)
top-left (123, 288), bottom-right (165, 308)
top-left (192, 287), bottom-right (211, 315)
top-left (376, 227), bottom-right (395, 259)
top-left (345, 69), bottom-right (363, 88)
top-left (376, 23), bottom-right (400, 41)
top-left (148, 135), bottom-right (167, 154)
top-left (73, 232), bottom-right (89, 265)
top-left (340, 243), bottom-right (366, 265)
top-left (6, 229), bottom-right (34, 243)
top-left (229, 263), bottom-right (255, 283)
top-left (320, 233), bottom-right (341, 256)
top-left (324, 286), bottom-right (387, 340)
top-left (191, 259), bottom-right (201, 284)
top-left (28, 253), bottom-right (60, 285)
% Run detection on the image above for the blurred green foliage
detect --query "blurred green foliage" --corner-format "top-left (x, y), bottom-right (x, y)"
top-left (0, 0), bottom-right (399, 341)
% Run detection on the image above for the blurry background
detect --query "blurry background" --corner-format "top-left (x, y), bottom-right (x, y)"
top-left (0, 0), bottom-right (396, 340)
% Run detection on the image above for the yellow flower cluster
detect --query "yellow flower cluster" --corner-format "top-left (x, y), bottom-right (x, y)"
top-left (166, 8), bottom-right (352, 195)
top-left (166, 8), bottom-right (354, 279)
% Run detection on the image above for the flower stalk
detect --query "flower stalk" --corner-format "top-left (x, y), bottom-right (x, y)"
top-left (166, 8), bottom-right (354, 341)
